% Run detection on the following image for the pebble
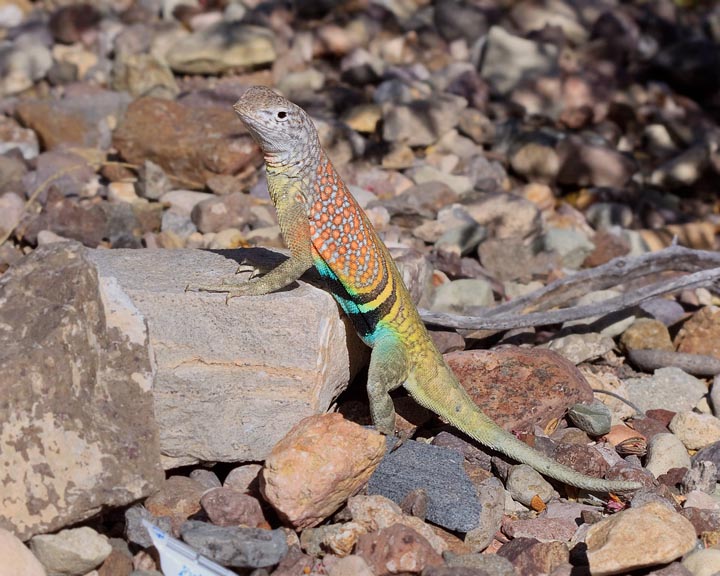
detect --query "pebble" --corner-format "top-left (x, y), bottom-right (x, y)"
top-left (669, 412), bottom-right (720, 450)
top-left (496, 538), bottom-right (569, 576)
top-left (144, 475), bottom-right (206, 531)
top-left (30, 527), bottom-right (112, 576)
top-left (543, 226), bottom-right (596, 269)
top-left (675, 306), bottom-right (720, 360)
top-left (621, 318), bottom-right (674, 352)
top-left (567, 400), bottom-right (612, 436)
top-left (645, 433), bottom-right (692, 478)
top-left (544, 332), bottom-right (615, 365)
top-left (430, 278), bottom-right (494, 314)
top-left (502, 516), bottom-right (578, 542)
top-left (586, 502), bottom-right (697, 574)
top-left (355, 523), bottom-right (443, 575)
top-left (505, 464), bottom-right (556, 507)
top-left (179, 520), bottom-right (288, 569)
top-left (326, 555), bottom-right (374, 576)
top-left (0, 192), bottom-right (25, 237)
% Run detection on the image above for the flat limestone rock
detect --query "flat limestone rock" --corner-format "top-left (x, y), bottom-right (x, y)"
top-left (87, 247), bottom-right (363, 468)
top-left (0, 243), bottom-right (164, 540)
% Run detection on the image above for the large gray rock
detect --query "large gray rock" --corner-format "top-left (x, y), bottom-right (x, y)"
top-left (0, 243), bottom-right (164, 540)
top-left (86, 247), bottom-right (364, 468)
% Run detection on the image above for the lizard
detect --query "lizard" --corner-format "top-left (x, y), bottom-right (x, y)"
top-left (190, 85), bottom-right (641, 493)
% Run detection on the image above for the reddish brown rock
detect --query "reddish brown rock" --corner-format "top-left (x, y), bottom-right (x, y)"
top-left (355, 524), bottom-right (443, 575)
top-left (553, 443), bottom-right (610, 479)
top-left (497, 537), bottom-right (569, 576)
top-left (261, 413), bottom-right (385, 529)
top-left (583, 230), bottom-right (631, 268)
top-left (145, 476), bottom-right (205, 532)
top-left (200, 488), bottom-right (268, 529)
top-left (502, 517), bottom-right (578, 542)
top-left (113, 97), bottom-right (262, 190)
top-left (191, 192), bottom-right (256, 234)
top-left (445, 347), bottom-right (593, 433)
top-left (97, 549), bottom-right (133, 576)
top-left (675, 306), bottom-right (720, 360)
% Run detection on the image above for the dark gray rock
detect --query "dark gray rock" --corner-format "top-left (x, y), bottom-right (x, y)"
top-left (0, 243), bottom-right (164, 540)
top-left (368, 438), bottom-right (482, 533)
top-left (179, 521), bottom-right (288, 568)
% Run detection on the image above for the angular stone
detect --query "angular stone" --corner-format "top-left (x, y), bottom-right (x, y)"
top-left (623, 367), bottom-right (707, 414)
top-left (675, 306), bottom-right (720, 360)
top-left (262, 413), bottom-right (385, 529)
top-left (0, 528), bottom-right (46, 576)
top-left (0, 243), bottom-right (163, 540)
top-left (86, 248), bottom-right (364, 466)
top-left (355, 524), bottom-right (443, 575)
top-left (368, 439), bottom-right (481, 533)
top-left (497, 538), bottom-right (569, 576)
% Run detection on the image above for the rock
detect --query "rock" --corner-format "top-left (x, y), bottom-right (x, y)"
top-left (381, 94), bottom-right (466, 147)
top-left (341, 103), bottom-right (382, 134)
top-left (430, 278), bottom-right (494, 314)
top-left (623, 368), bottom-right (708, 414)
top-left (544, 333), bottom-right (615, 365)
top-left (675, 307), bottom-right (720, 360)
top-left (272, 545), bottom-right (315, 576)
top-left (478, 237), bottom-right (557, 283)
top-left (479, 26), bottom-right (559, 95)
top-left (503, 516), bottom-right (577, 543)
top-left (444, 552), bottom-right (516, 575)
top-left (124, 505), bottom-right (173, 549)
top-left (48, 3), bottom-right (101, 44)
top-left (23, 150), bottom-right (99, 201)
top-left (384, 181), bottom-right (460, 219)
top-left (650, 143), bottom-right (712, 189)
top-left (464, 477), bottom-right (504, 552)
top-left (457, 107), bottom-right (495, 145)
top-left (567, 401), bottom-right (612, 436)
top-left (300, 521), bottom-right (367, 557)
top-left (0, 528), bottom-right (46, 576)
top-left (347, 495), bottom-right (447, 555)
top-left (87, 248), bottom-right (363, 466)
top-left (326, 555), bottom-right (374, 576)
top-left (113, 97), bottom-right (261, 190)
top-left (682, 549), bottom-right (720, 576)
top-left (145, 476), bottom-right (205, 531)
top-left (682, 461), bottom-right (718, 494)
top-left (30, 527), bottom-right (112, 576)
top-left (201, 488), bottom-right (268, 528)
top-left (355, 524), bottom-right (443, 575)
top-left (463, 192), bottom-right (542, 240)
top-left (166, 23), bottom-right (276, 74)
top-left (0, 244), bottom-right (163, 540)
top-left (179, 521), bottom-right (287, 569)
top-left (497, 538), bottom-right (569, 576)
top-left (445, 347), bottom-right (593, 433)
top-left (224, 464), bottom-right (263, 494)
top-left (511, 0), bottom-right (587, 43)
top-left (368, 439), bottom-right (481, 533)
top-left (191, 192), bottom-right (255, 233)
top-left (646, 433), bottom-right (692, 478)
top-left (543, 227), bottom-right (595, 269)
top-left (0, 34), bottom-right (52, 96)
top-left (188, 469), bottom-right (221, 491)
top-left (556, 136), bottom-right (637, 188)
top-left (621, 318), bottom-right (675, 352)
top-left (261, 413), bottom-right (385, 529)
top-left (0, 116), bottom-right (38, 160)
top-left (16, 90), bottom-right (131, 151)
top-left (0, 192), bottom-right (24, 238)
top-left (509, 134), bottom-right (561, 184)
top-left (112, 53), bottom-right (179, 99)
top-left (669, 412), bottom-right (720, 450)
top-left (506, 465), bottom-right (556, 507)
top-left (586, 502), bottom-right (697, 574)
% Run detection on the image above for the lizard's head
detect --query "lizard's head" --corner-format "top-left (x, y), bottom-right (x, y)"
top-left (233, 86), bottom-right (316, 159)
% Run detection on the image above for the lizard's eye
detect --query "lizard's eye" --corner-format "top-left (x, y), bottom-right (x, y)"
top-left (277, 110), bottom-right (288, 121)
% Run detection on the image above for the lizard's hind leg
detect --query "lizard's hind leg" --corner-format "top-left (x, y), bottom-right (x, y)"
top-left (366, 336), bottom-right (409, 435)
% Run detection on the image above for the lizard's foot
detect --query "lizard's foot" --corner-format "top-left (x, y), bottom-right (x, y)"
top-left (185, 276), bottom-right (256, 303)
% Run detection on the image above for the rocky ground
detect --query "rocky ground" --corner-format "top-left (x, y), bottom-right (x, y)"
top-left (1, 0), bottom-right (720, 575)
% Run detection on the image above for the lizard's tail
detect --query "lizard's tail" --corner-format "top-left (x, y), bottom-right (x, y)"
top-left (406, 366), bottom-right (642, 493)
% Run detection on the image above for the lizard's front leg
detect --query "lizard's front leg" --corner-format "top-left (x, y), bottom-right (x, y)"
top-left (366, 335), bottom-right (409, 435)
top-left (188, 193), bottom-right (314, 299)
